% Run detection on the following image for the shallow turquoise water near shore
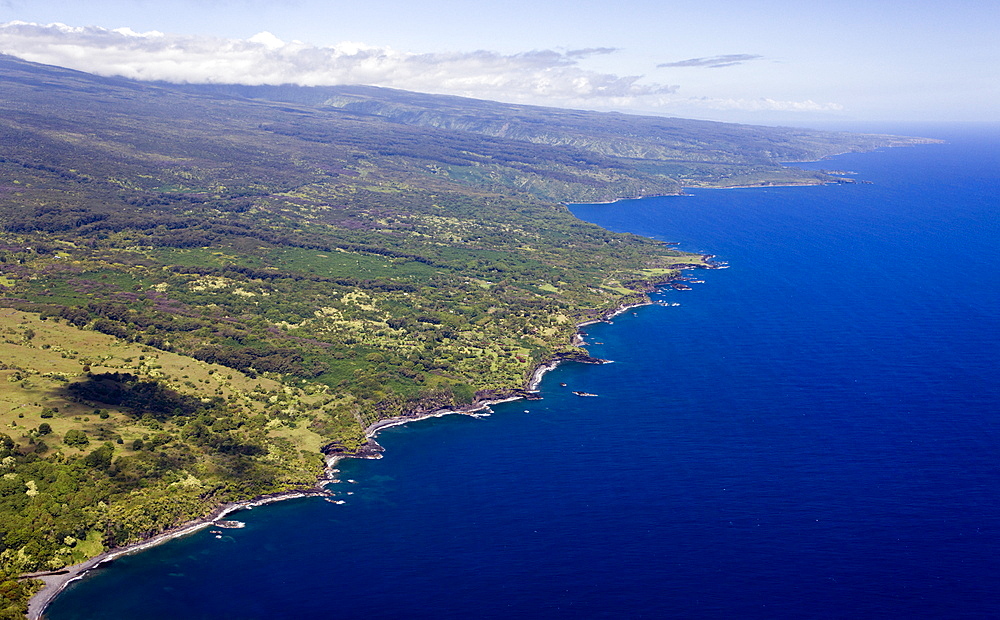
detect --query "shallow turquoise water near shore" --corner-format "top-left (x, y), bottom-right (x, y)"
top-left (48, 124), bottom-right (1000, 619)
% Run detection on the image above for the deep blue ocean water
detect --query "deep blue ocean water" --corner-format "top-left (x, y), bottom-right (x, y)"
top-left (47, 124), bottom-right (999, 619)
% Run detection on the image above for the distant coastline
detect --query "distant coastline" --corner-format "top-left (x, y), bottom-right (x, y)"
top-left (565, 137), bottom-right (943, 206)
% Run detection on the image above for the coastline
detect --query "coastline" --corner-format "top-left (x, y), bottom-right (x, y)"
top-left (565, 137), bottom-right (941, 208)
top-left (359, 294), bottom-right (675, 441)
top-left (357, 289), bottom-right (693, 441)
top-left (24, 266), bottom-right (704, 619)
top-left (24, 487), bottom-right (332, 620)
top-left (563, 174), bottom-right (847, 208)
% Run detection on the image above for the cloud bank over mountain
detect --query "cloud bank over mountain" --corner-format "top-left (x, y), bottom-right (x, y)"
top-left (0, 22), bottom-right (676, 102)
top-left (0, 21), bottom-right (849, 116)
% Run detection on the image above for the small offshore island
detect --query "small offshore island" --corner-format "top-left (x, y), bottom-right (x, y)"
top-left (0, 54), bottom-right (935, 618)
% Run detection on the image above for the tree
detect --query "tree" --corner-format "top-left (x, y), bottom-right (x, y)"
top-left (63, 429), bottom-right (90, 448)
top-left (83, 445), bottom-right (114, 470)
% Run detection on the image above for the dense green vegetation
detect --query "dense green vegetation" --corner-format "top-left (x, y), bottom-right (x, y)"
top-left (0, 54), bottom-right (932, 617)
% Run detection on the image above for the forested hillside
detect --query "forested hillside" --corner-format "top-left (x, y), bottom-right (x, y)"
top-left (0, 53), bottom-right (930, 617)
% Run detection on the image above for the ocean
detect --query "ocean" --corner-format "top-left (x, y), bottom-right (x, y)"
top-left (47, 123), bottom-right (1000, 619)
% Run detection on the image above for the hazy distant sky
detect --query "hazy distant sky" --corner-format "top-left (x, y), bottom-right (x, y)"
top-left (0, 0), bottom-right (996, 124)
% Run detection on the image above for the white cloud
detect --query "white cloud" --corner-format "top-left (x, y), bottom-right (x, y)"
top-left (658, 54), bottom-right (763, 69)
top-left (247, 31), bottom-right (284, 50)
top-left (0, 21), bottom-right (677, 106)
top-left (0, 22), bottom-right (844, 116)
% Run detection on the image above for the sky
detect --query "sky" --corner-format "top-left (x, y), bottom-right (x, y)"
top-left (0, 0), bottom-right (997, 125)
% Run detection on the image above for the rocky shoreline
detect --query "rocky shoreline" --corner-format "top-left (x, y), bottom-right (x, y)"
top-left (24, 486), bottom-right (334, 620)
top-left (25, 260), bottom-right (711, 619)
